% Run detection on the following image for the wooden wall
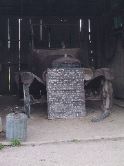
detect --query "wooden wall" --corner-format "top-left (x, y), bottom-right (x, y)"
top-left (0, 17), bottom-right (31, 95)
top-left (0, 16), bottom-right (94, 95)
top-left (0, 17), bottom-right (9, 94)
top-left (95, 15), bottom-right (124, 98)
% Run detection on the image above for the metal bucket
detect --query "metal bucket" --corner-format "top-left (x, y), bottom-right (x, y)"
top-left (6, 113), bottom-right (27, 141)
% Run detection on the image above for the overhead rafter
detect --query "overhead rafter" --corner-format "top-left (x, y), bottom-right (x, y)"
top-left (0, 0), bottom-right (111, 17)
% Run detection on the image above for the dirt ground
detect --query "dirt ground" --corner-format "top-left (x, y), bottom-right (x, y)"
top-left (0, 96), bottom-right (124, 144)
top-left (0, 139), bottom-right (124, 166)
top-left (0, 96), bottom-right (124, 165)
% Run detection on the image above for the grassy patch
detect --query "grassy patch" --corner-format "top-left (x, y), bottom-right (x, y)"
top-left (0, 143), bottom-right (4, 150)
top-left (71, 139), bottom-right (80, 143)
top-left (11, 139), bottom-right (21, 147)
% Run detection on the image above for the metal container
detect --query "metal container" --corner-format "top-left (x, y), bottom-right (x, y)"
top-left (6, 113), bottom-right (27, 141)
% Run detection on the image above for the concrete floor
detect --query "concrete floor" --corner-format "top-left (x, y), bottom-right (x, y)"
top-left (0, 96), bottom-right (124, 144)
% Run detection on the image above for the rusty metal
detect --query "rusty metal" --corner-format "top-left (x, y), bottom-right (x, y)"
top-left (15, 52), bottom-right (113, 121)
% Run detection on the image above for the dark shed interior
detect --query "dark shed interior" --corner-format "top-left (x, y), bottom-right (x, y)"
top-left (0, 0), bottom-right (124, 99)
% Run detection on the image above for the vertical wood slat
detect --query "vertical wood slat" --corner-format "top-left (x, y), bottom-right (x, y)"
top-left (95, 16), bottom-right (114, 68)
top-left (9, 18), bottom-right (19, 94)
top-left (0, 17), bottom-right (9, 94)
top-left (20, 18), bottom-right (31, 71)
top-left (79, 18), bottom-right (89, 67)
top-left (95, 16), bottom-right (105, 68)
top-left (89, 18), bottom-right (97, 68)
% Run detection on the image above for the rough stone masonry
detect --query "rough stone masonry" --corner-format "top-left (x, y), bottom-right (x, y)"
top-left (47, 68), bottom-right (86, 119)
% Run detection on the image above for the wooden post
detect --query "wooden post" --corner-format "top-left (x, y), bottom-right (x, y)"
top-left (23, 83), bottom-right (31, 118)
top-left (102, 79), bottom-right (113, 113)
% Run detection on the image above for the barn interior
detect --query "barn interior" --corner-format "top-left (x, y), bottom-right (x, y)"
top-left (0, 0), bottom-right (124, 142)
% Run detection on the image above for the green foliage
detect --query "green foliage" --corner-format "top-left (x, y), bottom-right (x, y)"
top-left (11, 139), bottom-right (21, 147)
top-left (0, 143), bottom-right (4, 150)
top-left (71, 139), bottom-right (80, 143)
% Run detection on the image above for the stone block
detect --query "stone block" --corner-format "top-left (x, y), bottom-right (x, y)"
top-left (47, 68), bottom-right (86, 119)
